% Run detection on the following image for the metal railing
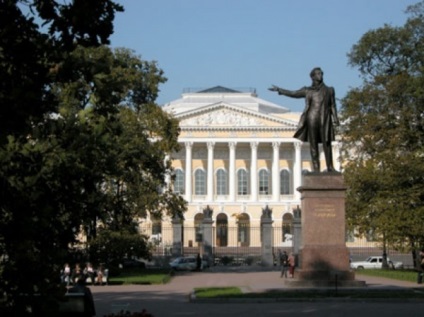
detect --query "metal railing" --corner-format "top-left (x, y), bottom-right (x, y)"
top-left (147, 226), bottom-right (415, 268)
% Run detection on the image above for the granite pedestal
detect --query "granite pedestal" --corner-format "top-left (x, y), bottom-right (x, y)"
top-left (286, 172), bottom-right (365, 287)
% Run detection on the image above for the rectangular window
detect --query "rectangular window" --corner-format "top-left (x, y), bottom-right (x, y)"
top-left (195, 170), bottom-right (206, 195)
top-left (174, 170), bottom-right (185, 194)
top-left (237, 170), bottom-right (248, 195)
top-left (259, 170), bottom-right (269, 195)
top-left (216, 170), bottom-right (227, 195)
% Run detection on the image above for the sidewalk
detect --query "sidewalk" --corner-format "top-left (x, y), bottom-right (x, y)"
top-left (91, 268), bottom-right (423, 316)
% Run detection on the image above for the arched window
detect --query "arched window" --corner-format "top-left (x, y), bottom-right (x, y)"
top-left (237, 213), bottom-right (250, 247)
top-left (174, 169), bottom-right (185, 194)
top-left (216, 169), bottom-right (228, 195)
top-left (216, 213), bottom-right (228, 247)
top-left (259, 169), bottom-right (269, 195)
top-left (282, 213), bottom-right (293, 242)
top-left (150, 214), bottom-right (162, 245)
top-left (194, 169), bottom-right (206, 195)
top-left (237, 169), bottom-right (248, 195)
top-left (194, 213), bottom-right (204, 244)
top-left (152, 219), bottom-right (162, 235)
top-left (280, 170), bottom-right (291, 195)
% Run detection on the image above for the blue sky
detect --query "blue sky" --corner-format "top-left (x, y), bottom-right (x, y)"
top-left (110, 0), bottom-right (418, 112)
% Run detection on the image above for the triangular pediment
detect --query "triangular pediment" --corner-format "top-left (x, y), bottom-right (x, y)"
top-left (176, 103), bottom-right (297, 129)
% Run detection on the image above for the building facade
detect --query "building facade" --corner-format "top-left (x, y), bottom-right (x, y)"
top-left (143, 86), bottom-right (342, 257)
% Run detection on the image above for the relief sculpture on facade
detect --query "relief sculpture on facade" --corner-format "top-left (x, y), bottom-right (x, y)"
top-left (182, 108), bottom-right (263, 127)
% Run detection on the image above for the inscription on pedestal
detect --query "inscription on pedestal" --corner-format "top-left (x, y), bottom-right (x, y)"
top-left (313, 204), bottom-right (336, 218)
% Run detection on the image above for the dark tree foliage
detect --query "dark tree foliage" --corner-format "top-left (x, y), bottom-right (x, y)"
top-left (0, 0), bottom-right (123, 140)
top-left (0, 1), bottom-right (185, 316)
top-left (88, 227), bottom-right (151, 270)
top-left (0, 1), bottom-right (123, 315)
top-left (340, 1), bottom-right (424, 266)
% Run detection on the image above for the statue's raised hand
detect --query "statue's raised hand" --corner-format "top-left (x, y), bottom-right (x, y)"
top-left (268, 85), bottom-right (280, 92)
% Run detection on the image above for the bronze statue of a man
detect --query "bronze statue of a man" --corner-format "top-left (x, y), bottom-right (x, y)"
top-left (269, 67), bottom-right (340, 172)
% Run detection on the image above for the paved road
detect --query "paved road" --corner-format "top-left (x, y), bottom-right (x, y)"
top-left (91, 269), bottom-right (424, 317)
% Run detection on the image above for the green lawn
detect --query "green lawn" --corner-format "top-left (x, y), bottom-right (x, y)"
top-left (355, 268), bottom-right (420, 283)
top-left (195, 287), bottom-right (242, 298)
top-left (108, 268), bottom-right (172, 285)
top-left (194, 286), bottom-right (424, 299)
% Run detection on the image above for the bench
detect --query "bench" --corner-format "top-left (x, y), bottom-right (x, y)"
top-left (58, 293), bottom-right (92, 317)
top-left (63, 269), bottom-right (109, 286)
top-left (85, 269), bottom-right (109, 285)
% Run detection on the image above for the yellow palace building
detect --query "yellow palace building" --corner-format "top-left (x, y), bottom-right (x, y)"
top-left (143, 86), bottom-right (343, 261)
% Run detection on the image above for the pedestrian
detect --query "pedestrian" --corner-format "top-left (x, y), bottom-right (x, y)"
top-left (196, 253), bottom-right (202, 271)
top-left (288, 252), bottom-right (295, 278)
top-left (418, 249), bottom-right (424, 284)
top-left (280, 251), bottom-right (289, 278)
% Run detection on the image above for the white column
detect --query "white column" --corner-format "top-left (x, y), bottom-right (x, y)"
top-left (333, 142), bottom-right (341, 172)
top-left (229, 142), bottom-right (237, 201)
top-left (185, 142), bottom-right (193, 202)
top-left (164, 154), bottom-right (171, 190)
top-left (272, 142), bottom-right (280, 201)
top-left (293, 142), bottom-right (302, 200)
top-left (207, 142), bottom-right (215, 201)
top-left (250, 142), bottom-right (258, 202)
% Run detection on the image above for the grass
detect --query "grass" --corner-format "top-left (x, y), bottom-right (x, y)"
top-left (194, 287), bottom-right (424, 299)
top-left (195, 287), bottom-right (242, 298)
top-left (355, 268), bottom-right (420, 283)
top-left (108, 268), bottom-right (172, 285)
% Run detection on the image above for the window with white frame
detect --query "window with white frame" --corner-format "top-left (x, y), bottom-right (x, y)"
top-left (280, 169), bottom-right (291, 195)
top-left (216, 169), bottom-right (228, 195)
top-left (237, 169), bottom-right (248, 195)
top-left (174, 169), bottom-right (185, 194)
top-left (194, 169), bottom-right (206, 195)
top-left (259, 169), bottom-right (269, 195)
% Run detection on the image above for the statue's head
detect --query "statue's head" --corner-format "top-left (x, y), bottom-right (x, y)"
top-left (310, 67), bottom-right (323, 78)
top-left (310, 67), bottom-right (323, 84)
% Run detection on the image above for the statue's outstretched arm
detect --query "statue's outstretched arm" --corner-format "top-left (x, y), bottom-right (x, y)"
top-left (269, 85), bottom-right (306, 99)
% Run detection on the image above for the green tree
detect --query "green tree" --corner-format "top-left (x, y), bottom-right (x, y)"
top-left (1, 2), bottom-right (123, 315)
top-left (0, 0), bottom-right (123, 140)
top-left (340, 1), bottom-right (424, 267)
top-left (88, 227), bottom-right (151, 270)
top-left (0, 2), bottom-right (186, 316)
top-left (52, 46), bottom-right (186, 236)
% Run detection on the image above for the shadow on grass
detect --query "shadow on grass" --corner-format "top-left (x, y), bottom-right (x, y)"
top-left (194, 287), bottom-right (424, 300)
